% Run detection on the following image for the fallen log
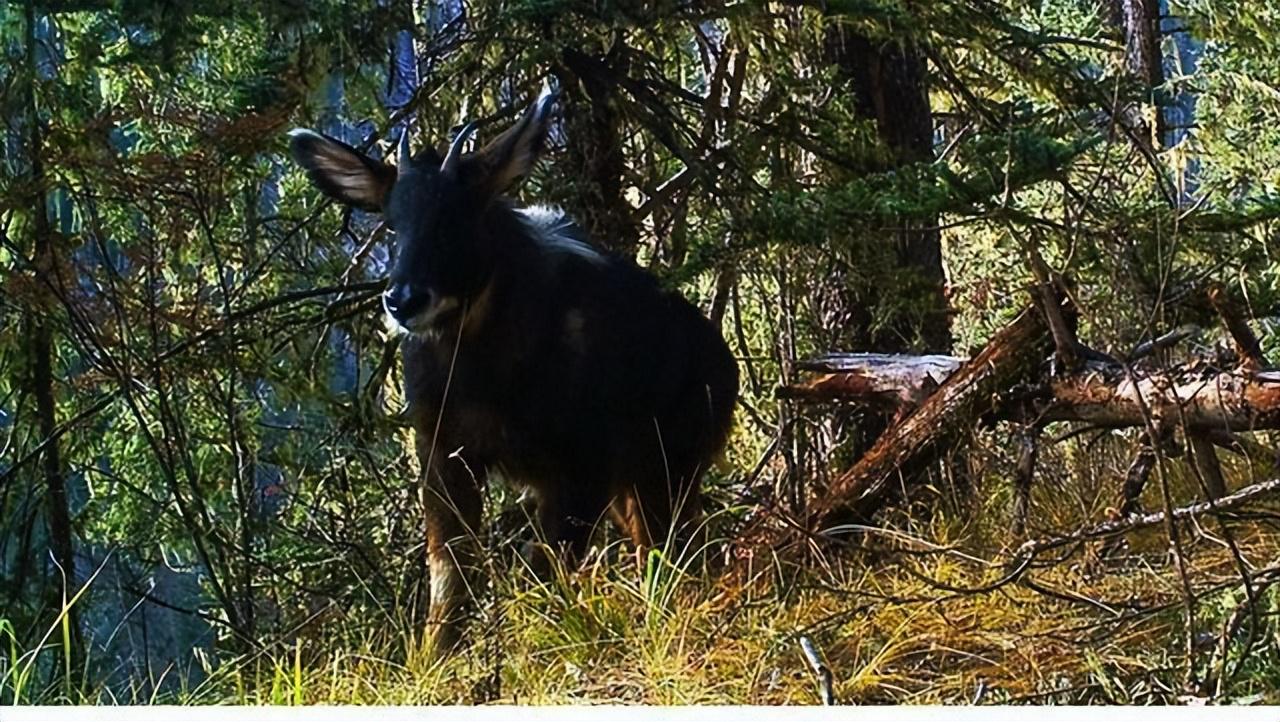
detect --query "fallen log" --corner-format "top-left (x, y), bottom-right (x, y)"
top-left (1043, 364), bottom-right (1280, 430)
top-left (783, 358), bottom-right (1280, 432)
top-left (789, 278), bottom-right (1280, 540)
top-left (779, 354), bottom-right (964, 410)
top-left (805, 298), bottom-right (1062, 530)
top-left (782, 353), bottom-right (964, 412)
top-left (791, 351), bottom-right (1280, 535)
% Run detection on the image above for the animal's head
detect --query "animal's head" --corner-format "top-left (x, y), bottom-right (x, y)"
top-left (289, 91), bottom-right (557, 335)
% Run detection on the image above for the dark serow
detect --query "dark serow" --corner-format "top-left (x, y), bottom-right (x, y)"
top-left (288, 90), bottom-right (738, 657)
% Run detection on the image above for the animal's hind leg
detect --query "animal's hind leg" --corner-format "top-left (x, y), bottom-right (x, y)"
top-left (609, 491), bottom-right (648, 549)
top-left (528, 483), bottom-right (612, 576)
top-left (421, 452), bottom-right (484, 659)
top-left (613, 472), bottom-right (705, 558)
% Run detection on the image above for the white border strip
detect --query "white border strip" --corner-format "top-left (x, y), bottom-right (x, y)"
top-left (2, 707), bottom-right (1276, 722)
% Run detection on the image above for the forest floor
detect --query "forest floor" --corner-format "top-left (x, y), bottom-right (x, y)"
top-left (208, 427), bottom-right (1280, 706)
top-left (183, 517), bottom-right (1279, 705)
top-left (9, 431), bottom-right (1280, 705)
top-left (190, 451), bottom-right (1280, 704)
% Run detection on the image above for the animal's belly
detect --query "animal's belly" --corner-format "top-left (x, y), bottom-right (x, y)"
top-left (416, 400), bottom-right (613, 492)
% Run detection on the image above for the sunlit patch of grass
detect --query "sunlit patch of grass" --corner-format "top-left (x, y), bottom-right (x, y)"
top-left (9, 440), bottom-right (1280, 705)
top-left (0, 533), bottom-right (1263, 705)
top-left (160, 509), bottom-right (1274, 704)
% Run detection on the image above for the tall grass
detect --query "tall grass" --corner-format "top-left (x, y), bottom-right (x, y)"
top-left (1, 555), bottom-right (106, 704)
top-left (6, 439), bottom-right (1280, 704)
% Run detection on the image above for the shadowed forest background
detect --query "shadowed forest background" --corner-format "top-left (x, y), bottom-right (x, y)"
top-left (5, 0), bottom-right (1280, 705)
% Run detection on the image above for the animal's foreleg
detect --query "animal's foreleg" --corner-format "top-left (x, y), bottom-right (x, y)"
top-left (422, 457), bottom-right (483, 658)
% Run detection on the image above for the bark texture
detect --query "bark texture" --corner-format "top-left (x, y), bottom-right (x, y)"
top-left (824, 27), bottom-right (950, 352)
top-left (555, 45), bottom-right (640, 257)
top-left (805, 299), bottom-right (1059, 529)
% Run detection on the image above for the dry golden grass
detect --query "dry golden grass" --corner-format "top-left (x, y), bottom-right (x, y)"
top-left (190, 503), bottom-right (1280, 705)
top-left (7, 427), bottom-right (1279, 705)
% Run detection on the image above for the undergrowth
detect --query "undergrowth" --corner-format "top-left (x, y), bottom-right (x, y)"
top-left (6, 446), bottom-right (1280, 706)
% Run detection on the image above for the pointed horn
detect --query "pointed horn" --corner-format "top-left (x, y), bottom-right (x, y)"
top-left (441, 121), bottom-right (479, 177)
top-left (397, 129), bottom-right (412, 176)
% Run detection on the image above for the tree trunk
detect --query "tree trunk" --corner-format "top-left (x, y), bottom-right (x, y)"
top-left (813, 25), bottom-right (953, 497)
top-left (824, 26), bottom-right (951, 352)
top-left (24, 0), bottom-right (80, 665)
top-left (554, 44), bottom-right (640, 257)
top-left (1112, 0), bottom-right (1167, 147)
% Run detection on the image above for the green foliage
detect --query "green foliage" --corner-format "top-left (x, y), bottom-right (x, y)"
top-left (4, 0), bottom-right (1280, 704)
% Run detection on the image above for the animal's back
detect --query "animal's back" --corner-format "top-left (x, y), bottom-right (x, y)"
top-left (565, 251), bottom-right (734, 479)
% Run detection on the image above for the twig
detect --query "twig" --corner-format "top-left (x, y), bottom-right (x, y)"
top-left (1029, 270), bottom-right (1082, 372)
top-left (1204, 576), bottom-right (1275, 699)
top-left (1012, 423), bottom-right (1040, 536)
top-left (0, 281), bottom-right (383, 489)
top-left (972, 678), bottom-right (988, 705)
top-left (1117, 432), bottom-right (1159, 517)
top-left (0, 394), bottom-right (114, 489)
top-left (1113, 352), bottom-right (1198, 688)
top-left (1015, 477), bottom-right (1280, 560)
top-left (798, 635), bottom-right (835, 705)
top-left (1128, 325), bottom-right (1197, 362)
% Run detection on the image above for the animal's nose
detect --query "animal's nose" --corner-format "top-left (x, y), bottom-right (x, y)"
top-left (383, 282), bottom-right (430, 322)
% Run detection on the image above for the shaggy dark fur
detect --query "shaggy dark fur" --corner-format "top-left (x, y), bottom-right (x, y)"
top-left (290, 93), bottom-right (737, 657)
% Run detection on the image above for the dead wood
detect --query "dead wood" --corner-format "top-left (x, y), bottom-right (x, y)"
top-left (1015, 477), bottom-right (1280, 561)
top-left (1117, 432), bottom-right (1160, 518)
top-left (806, 296), bottom-right (1062, 531)
top-left (779, 354), bottom-right (963, 411)
top-left (1188, 432), bottom-right (1228, 500)
top-left (1011, 425), bottom-right (1040, 536)
top-left (1203, 429), bottom-right (1280, 479)
top-left (784, 358), bottom-right (1280, 433)
top-left (1043, 364), bottom-right (1280, 430)
top-left (785, 279), bottom-right (1280, 532)
top-left (1207, 282), bottom-right (1266, 369)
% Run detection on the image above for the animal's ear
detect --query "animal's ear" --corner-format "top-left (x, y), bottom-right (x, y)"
top-left (288, 129), bottom-right (396, 212)
top-left (467, 91), bottom-right (557, 196)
